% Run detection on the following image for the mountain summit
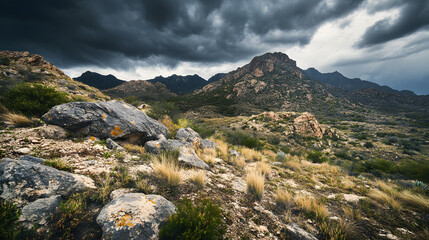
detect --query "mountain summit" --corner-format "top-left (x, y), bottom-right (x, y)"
top-left (74, 71), bottom-right (125, 90)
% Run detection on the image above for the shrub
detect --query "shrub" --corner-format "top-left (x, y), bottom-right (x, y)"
top-left (43, 158), bottom-right (74, 172)
top-left (1, 83), bottom-right (69, 117)
top-left (277, 151), bottom-right (286, 162)
top-left (1, 112), bottom-right (33, 127)
top-left (400, 139), bottom-right (421, 152)
top-left (159, 198), bottom-right (226, 240)
top-left (398, 159), bottom-right (429, 183)
top-left (0, 200), bottom-right (27, 240)
top-left (0, 56), bottom-right (11, 66)
top-left (334, 150), bottom-right (353, 160)
top-left (307, 151), bottom-right (328, 163)
top-left (225, 131), bottom-right (262, 149)
top-left (246, 169), bottom-right (265, 199)
top-left (191, 122), bottom-right (215, 138)
top-left (146, 101), bottom-right (178, 119)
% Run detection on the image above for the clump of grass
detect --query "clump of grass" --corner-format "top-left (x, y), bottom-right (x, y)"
top-left (152, 153), bottom-right (181, 187)
top-left (316, 162), bottom-right (340, 175)
top-left (295, 196), bottom-right (329, 221)
top-left (397, 190), bottom-right (429, 212)
top-left (189, 170), bottom-right (206, 188)
top-left (283, 157), bottom-right (301, 171)
top-left (43, 158), bottom-right (74, 172)
top-left (256, 161), bottom-right (271, 176)
top-left (262, 149), bottom-right (277, 159)
top-left (212, 138), bottom-right (228, 158)
top-left (240, 147), bottom-right (261, 161)
top-left (275, 188), bottom-right (292, 207)
top-left (124, 144), bottom-right (146, 155)
top-left (340, 178), bottom-right (356, 190)
top-left (2, 112), bottom-right (33, 127)
top-left (319, 218), bottom-right (358, 240)
top-left (196, 148), bottom-right (217, 165)
top-left (0, 200), bottom-right (29, 240)
top-left (233, 156), bottom-right (246, 168)
top-left (246, 169), bottom-right (265, 199)
top-left (369, 189), bottom-right (402, 211)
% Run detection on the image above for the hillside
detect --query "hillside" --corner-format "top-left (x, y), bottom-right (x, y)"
top-left (302, 68), bottom-right (416, 97)
top-left (0, 51), bottom-right (109, 102)
top-left (104, 80), bottom-right (176, 101)
top-left (74, 71), bottom-right (125, 90)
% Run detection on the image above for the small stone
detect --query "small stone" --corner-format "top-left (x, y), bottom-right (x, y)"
top-left (16, 147), bottom-right (31, 154)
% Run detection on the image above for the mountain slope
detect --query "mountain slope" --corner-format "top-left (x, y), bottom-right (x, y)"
top-left (148, 74), bottom-right (207, 94)
top-left (104, 80), bottom-right (175, 101)
top-left (0, 50), bottom-right (108, 100)
top-left (184, 52), bottom-right (349, 115)
top-left (74, 71), bottom-right (125, 90)
top-left (302, 68), bottom-right (416, 96)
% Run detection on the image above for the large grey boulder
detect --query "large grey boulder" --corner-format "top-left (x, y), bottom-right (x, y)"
top-left (144, 139), bottom-right (191, 154)
top-left (284, 223), bottom-right (318, 240)
top-left (0, 158), bottom-right (95, 207)
top-left (96, 193), bottom-right (175, 240)
top-left (42, 100), bottom-right (169, 144)
top-left (175, 128), bottom-right (201, 143)
top-left (199, 139), bottom-right (218, 150)
top-left (19, 195), bottom-right (61, 229)
top-left (178, 148), bottom-right (210, 170)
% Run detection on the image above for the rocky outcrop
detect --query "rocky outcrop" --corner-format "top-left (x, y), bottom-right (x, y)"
top-left (37, 125), bottom-right (68, 139)
top-left (199, 139), bottom-right (218, 149)
top-left (178, 147), bottom-right (210, 170)
top-left (106, 138), bottom-right (125, 152)
top-left (96, 193), bottom-right (175, 240)
top-left (293, 112), bottom-right (324, 139)
top-left (42, 100), bottom-right (169, 144)
top-left (0, 157), bottom-right (95, 207)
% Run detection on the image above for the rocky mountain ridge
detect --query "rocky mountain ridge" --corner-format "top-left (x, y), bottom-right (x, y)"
top-left (74, 71), bottom-right (125, 90)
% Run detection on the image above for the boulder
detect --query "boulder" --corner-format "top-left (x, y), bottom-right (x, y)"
top-left (284, 223), bottom-right (318, 240)
top-left (110, 188), bottom-right (136, 200)
top-left (229, 150), bottom-right (241, 157)
top-left (199, 139), bottom-right (218, 150)
top-left (19, 195), bottom-right (61, 229)
top-left (42, 100), bottom-right (169, 144)
top-left (144, 139), bottom-right (191, 154)
top-left (293, 112), bottom-right (324, 139)
top-left (178, 148), bottom-right (210, 170)
top-left (175, 128), bottom-right (201, 143)
top-left (96, 193), bottom-right (175, 240)
top-left (0, 158), bottom-right (95, 207)
top-left (37, 125), bottom-right (68, 139)
top-left (19, 155), bottom-right (45, 164)
top-left (106, 138), bottom-right (125, 152)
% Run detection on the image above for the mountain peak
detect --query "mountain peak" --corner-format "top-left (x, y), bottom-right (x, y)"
top-left (248, 52), bottom-right (297, 76)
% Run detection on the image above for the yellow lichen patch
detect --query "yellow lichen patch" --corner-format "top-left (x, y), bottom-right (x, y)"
top-left (129, 121), bottom-right (134, 125)
top-left (156, 143), bottom-right (160, 148)
top-left (102, 114), bottom-right (106, 119)
top-left (115, 214), bottom-right (134, 227)
top-left (89, 136), bottom-right (96, 141)
top-left (111, 126), bottom-right (123, 136)
top-left (149, 199), bottom-right (156, 204)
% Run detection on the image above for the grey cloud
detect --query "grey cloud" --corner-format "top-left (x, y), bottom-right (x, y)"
top-left (0, 0), bottom-right (364, 69)
top-left (358, 0), bottom-right (429, 47)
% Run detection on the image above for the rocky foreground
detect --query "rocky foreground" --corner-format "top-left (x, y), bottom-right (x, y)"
top-left (1, 101), bottom-right (428, 240)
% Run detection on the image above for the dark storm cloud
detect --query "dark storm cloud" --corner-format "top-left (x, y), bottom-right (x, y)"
top-left (0, 0), bottom-right (364, 68)
top-left (358, 0), bottom-right (429, 47)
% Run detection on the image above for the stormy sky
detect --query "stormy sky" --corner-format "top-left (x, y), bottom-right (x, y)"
top-left (1, 0), bottom-right (429, 94)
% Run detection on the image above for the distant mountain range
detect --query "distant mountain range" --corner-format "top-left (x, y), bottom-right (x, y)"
top-left (148, 74), bottom-right (207, 94)
top-left (302, 68), bottom-right (416, 97)
top-left (74, 71), bottom-right (125, 90)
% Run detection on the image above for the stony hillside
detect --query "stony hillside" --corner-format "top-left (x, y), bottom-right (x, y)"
top-left (104, 80), bottom-right (176, 101)
top-left (74, 71), bottom-right (125, 90)
top-left (0, 51), bottom-right (109, 101)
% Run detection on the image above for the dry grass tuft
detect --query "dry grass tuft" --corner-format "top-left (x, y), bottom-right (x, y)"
top-left (211, 138), bottom-right (228, 157)
top-left (295, 195), bottom-right (329, 221)
top-left (152, 154), bottom-right (181, 186)
top-left (316, 162), bottom-right (340, 175)
top-left (275, 188), bottom-right (292, 207)
top-left (189, 170), bottom-right (205, 188)
top-left (124, 144), bottom-right (146, 155)
top-left (397, 190), bottom-right (429, 212)
top-left (256, 161), bottom-right (271, 176)
top-left (196, 148), bottom-right (217, 165)
top-left (233, 156), bottom-right (246, 168)
top-left (262, 149), bottom-right (277, 159)
top-left (340, 178), bottom-right (356, 190)
top-left (369, 189), bottom-right (402, 211)
top-left (2, 112), bottom-right (33, 127)
top-left (283, 159), bottom-right (301, 171)
top-left (246, 169), bottom-right (265, 199)
top-left (319, 218), bottom-right (358, 240)
top-left (375, 180), bottom-right (396, 196)
top-left (240, 147), bottom-right (261, 161)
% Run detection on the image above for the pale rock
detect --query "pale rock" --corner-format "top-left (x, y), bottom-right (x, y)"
top-left (19, 195), bottom-right (61, 228)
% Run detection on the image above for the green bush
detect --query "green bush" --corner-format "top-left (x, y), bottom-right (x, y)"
top-left (0, 56), bottom-right (11, 66)
top-left (1, 83), bottom-right (69, 117)
top-left (334, 150), bottom-right (353, 160)
top-left (191, 122), bottom-right (215, 138)
top-left (307, 151), bottom-right (328, 163)
top-left (0, 200), bottom-right (27, 240)
top-left (398, 159), bottom-right (429, 183)
top-left (159, 198), bottom-right (226, 240)
top-left (364, 141), bottom-right (374, 148)
top-left (225, 131), bottom-right (262, 149)
top-left (146, 101), bottom-right (178, 119)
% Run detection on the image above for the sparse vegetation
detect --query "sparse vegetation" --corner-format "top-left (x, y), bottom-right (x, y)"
top-left (152, 153), bottom-right (181, 187)
top-left (189, 170), bottom-right (205, 188)
top-left (159, 198), bottom-right (226, 240)
top-left (0, 200), bottom-right (28, 240)
top-left (124, 143), bottom-right (146, 155)
top-left (1, 112), bottom-right (33, 127)
top-left (246, 169), bottom-right (265, 199)
top-left (43, 158), bottom-right (74, 172)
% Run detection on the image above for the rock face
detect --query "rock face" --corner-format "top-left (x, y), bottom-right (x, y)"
top-left (42, 100), bottom-right (169, 144)
top-left (0, 157), bottom-right (95, 207)
top-left (106, 138), bottom-right (125, 152)
top-left (19, 195), bottom-right (61, 229)
top-left (178, 147), bottom-right (210, 170)
top-left (199, 139), bottom-right (218, 149)
top-left (175, 127), bottom-right (201, 143)
top-left (37, 125), bottom-right (68, 139)
top-left (96, 193), bottom-right (175, 240)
